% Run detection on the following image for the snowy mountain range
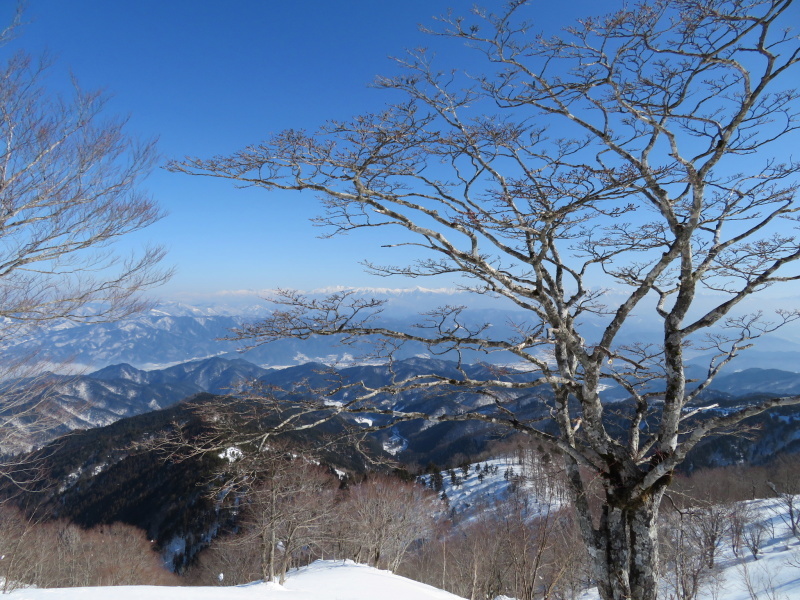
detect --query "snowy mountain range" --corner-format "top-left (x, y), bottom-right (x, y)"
top-left (6, 297), bottom-right (800, 372)
top-left (0, 357), bottom-right (271, 452)
top-left (5, 352), bottom-right (800, 466)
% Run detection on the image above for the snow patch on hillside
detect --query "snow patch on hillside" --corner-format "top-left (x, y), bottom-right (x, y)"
top-left (382, 429), bottom-right (408, 455)
top-left (419, 456), bottom-right (566, 521)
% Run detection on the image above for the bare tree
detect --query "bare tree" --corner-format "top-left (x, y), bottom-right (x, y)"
top-left (0, 504), bottom-right (38, 592)
top-left (187, 533), bottom-right (262, 586)
top-left (766, 454), bottom-right (800, 539)
top-left (498, 487), bottom-right (575, 600)
top-left (170, 2), bottom-right (800, 599)
top-left (213, 442), bottom-right (338, 585)
top-left (743, 516), bottom-right (770, 560)
top-left (0, 17), bottom-right (169, 458)
top-left (729, 500), bottom-right (757, 559)
top-left (659, 505), bottom-right (721, 600)
top-left (444, 513), bottom-right (510, 600)
top-left (246, 461), bottom-right (336, 584)
top-left (738, 558), bottom-right (786, 600)
top-left (339, 475), bottom-right (438, 572)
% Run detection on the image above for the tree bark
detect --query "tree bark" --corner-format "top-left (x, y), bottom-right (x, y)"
top-left (582, 483), bottom-right (665, 600)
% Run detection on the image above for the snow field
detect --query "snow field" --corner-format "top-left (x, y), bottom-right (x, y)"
top-left (4, 560), bottom-right (467, 600)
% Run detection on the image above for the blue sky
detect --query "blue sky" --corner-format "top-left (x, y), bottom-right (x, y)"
top-left (0, 0), bottom-right (614, 302)
top-left (3, 1), bottom-right (799, 316)
top-left (1, 1), bottom-right (451, 299)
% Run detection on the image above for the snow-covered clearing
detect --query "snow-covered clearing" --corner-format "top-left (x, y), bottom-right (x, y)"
top-left (688, 498), bottom-right (800, 600)
top-left (3, 560), bottom-right (465, 599)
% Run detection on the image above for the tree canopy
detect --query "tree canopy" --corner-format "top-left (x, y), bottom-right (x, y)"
top-left (171, 2), bottom-right (800, 599)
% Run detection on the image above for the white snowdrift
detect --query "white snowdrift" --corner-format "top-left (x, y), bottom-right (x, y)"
top-left (4, 560), bottom-right (466, 600)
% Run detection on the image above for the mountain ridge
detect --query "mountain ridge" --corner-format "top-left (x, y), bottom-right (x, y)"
top-left (10, 299), bottom-right (797, 371)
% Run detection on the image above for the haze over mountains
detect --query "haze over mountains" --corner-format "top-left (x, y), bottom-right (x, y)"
top-left (1, 291), bottom-right (799, 455)
top-left (5, 293), bottom-right (800, 372)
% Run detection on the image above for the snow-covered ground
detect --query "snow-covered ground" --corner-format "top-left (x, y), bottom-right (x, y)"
top-left (3, 560), bottom-right (465, 599)
top-left (419, 455), bottom-right (566, 521)
top-left (687, 497), bottom-right (800, 600)
top-left (577, 496), bottom-right (800, 600)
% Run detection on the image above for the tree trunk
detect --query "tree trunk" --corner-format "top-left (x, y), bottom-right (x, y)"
top-left (260, 533), bottom-right (270, 583)
top-left (470, 552), bottom-right (479, 600)
top-left (588, 487), bottom-right (665, 600)
top-left (269, 529), bottom-right (277, 582)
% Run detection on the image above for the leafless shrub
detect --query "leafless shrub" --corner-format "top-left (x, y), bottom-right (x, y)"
top-left (743, 520), bottom-right (770, 561)
top-left (660, 506), bottom-right (719, 600)
top-left (337, 475), bottom-right (438, 572)
top-left (738, 558), bottom-right (788, 600)
top-left (0, 507), bottom-right (176, 589)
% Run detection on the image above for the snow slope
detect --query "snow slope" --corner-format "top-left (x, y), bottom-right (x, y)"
top-left (575, 496), bottom-right (800, 600)
top-left (4, 560), bottom-right (466, 600)
top-left (420, 456), bottom-right (566, 522)
top-left (680, 497), bottom-right (800, 600)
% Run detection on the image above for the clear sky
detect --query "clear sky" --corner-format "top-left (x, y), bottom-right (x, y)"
top-left (2, 1), bottom-right (798, 313)
top-left (0, 0), bottom-right (613, 302)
